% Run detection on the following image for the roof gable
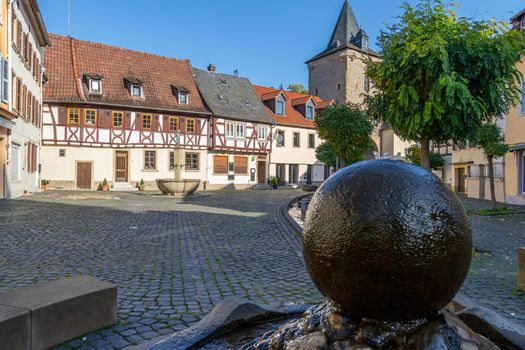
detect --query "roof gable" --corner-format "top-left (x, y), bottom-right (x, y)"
top-left (43, 34), bottom-right (209, 115)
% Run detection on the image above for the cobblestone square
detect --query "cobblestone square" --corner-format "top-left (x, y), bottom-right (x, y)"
top-left (0, 190), bottom-right (523, 349)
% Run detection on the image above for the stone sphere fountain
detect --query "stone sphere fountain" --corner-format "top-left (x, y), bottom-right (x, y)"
top-left (150, 160), bottom-right (502, 349)
top-left (156, 147), bottom-right (200, 196)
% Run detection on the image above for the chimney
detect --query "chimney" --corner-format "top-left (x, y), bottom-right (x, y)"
top-left (207, 64), bottom-right (216, 72)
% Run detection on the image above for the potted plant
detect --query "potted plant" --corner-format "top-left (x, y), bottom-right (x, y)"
top-left (102, 178), bottom-right (109, 192)
top-left (97, 182), bottom-right (103, 191)
top-left (271, 176), bottom-right (279, 189)
top-left (40, 179), bottom-right (49, 190)
top-left (138, 179), bottom-right (146, 192)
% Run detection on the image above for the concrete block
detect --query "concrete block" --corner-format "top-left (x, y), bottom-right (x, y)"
top-left (519, 248), bottom-right (525, 292)
top-left (0, 276), bottom-right (117, 350)
top-left (0, 304), bottom-right (30, 350)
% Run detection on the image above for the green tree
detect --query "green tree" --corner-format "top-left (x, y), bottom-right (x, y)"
top-left (405, 145), bottom-right (444, 171)
top-left (315, 142), bottom-right (337, 168)
top-left (472, 123), bottom-right (508, 210)
top-left (287, 84), bottom-right (308, 94)
top-left (366, 0), bottom-right (523, 170)
top-left (315, 104), bottom-right (373, 166)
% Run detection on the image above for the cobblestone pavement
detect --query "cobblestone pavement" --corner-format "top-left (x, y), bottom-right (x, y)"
top-left (0, 190), bottom-right (322, 349)
top-left (0, 191), bottom-right (524, 349)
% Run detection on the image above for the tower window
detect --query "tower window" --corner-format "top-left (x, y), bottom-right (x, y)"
top-left (364, 77), bottom-right (370, 93)
top-left (337, 83), bottom-right (341, 90)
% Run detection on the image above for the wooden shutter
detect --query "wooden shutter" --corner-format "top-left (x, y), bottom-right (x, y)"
top-left (195, 118), bottom-right (202, 134)
top-left (153, 114), bottom-right (160, 131)
top-left (1, 56), bottom-right (7, 103)
top-left (213, 155), bottom-right (228, 174)
top-left (58, 106), bottom-right (67, 125)
top-left (234, 156), bottom-right (248, 174)
top-left (123, 111), bottom-right (131, 129)
top-left (105, 110), bottom-right (112, 128)
top-left (179, 117), bottom-right (186, 133)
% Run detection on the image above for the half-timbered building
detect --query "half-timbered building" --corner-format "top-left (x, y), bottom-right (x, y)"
top-left (41, 34), bottom-right (211, 190)
top-left (253, 85), bottom-right (334, 186)
top-left (193, 66), bottom-right (274, 188)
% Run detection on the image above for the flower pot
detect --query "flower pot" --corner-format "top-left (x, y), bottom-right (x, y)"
top-left (41, 185), bottom-right (47, 191)
top-left (138, 185), bottom-right (146, 192)
top-left (102, 185), bottom-right (109, 192)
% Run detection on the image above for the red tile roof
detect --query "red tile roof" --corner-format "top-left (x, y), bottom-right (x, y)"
top-left (43, 34), bottom-right (210, 115)
top-left (252, 85), bottom-right (334, 128)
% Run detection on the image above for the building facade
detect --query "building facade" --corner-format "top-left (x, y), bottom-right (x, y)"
top-left (306, 0), bottom-right (412, 161)
top-left (504, 10), bottom-right (525, 205)
top-left (5, 0), bottom-right (47, 198)
top-left (42, 34), bottom-right (211, 190)
top-left (253, 85), bottom-right (333, 186)
top-left (193, 67), bottom-right (274, 189)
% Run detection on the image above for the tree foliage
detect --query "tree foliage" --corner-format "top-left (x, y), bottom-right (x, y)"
top-left (472, 123), bottom-right (508, 158)
top-left (315, 104), bottom-right (373, 165)
top-left (366, 0), bottom-right (524, 169)
top-left (315, 142), bottom-right (337, 167)
top-left (405, 145), bottom-right (444, 170)
top-left (287, 84), bottom-right (309, 94)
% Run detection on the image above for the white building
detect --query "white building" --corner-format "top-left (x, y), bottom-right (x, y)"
top-left (5, 0), bottom-right (48, 198)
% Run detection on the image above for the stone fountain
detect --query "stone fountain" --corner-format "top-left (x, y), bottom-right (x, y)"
top-left (156, 138), bottom-right (200, 196)
top-left (149, 160), bottom-right (519, 349)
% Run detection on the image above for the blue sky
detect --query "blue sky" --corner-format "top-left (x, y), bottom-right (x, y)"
top-left (40, 0), bottom-right (523, 89)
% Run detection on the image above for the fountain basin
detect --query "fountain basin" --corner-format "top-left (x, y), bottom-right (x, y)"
top-left (155, 179), bottom-right (200, 196)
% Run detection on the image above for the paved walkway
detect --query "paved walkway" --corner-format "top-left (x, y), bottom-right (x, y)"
top-left (0, 190), bottom-right (523, 349)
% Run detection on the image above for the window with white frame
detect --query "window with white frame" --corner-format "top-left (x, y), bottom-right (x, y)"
top-left (144, 150), bottom-right (156, 170)
top-left (236, 123), bottom-right (245, 138)
top-left (257, 125), bottom-right (268, 140)
top-left (0, 55), bottom-right (8, 103)
top-left (89, 79), bottom-right (102, 93)
top-left (276, 129), bottom-right (285, 147)
top-left (226, 122), bottom-right (235, 138)
top-left (306, 105), bottom-right (314, 119)
top-left (276, 99), bottom-right (285, 116)
top-left (10, 144), bottom-right (20, 181)
top-left (178, 91), bottom-right (188, 104)
top-left (131, 84), bottom-right (143, 97)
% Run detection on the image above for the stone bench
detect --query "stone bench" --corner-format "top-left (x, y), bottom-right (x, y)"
top-left (0, 276), bottom-right (117, 350)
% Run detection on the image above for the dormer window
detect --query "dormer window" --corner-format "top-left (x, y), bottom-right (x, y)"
top-left (306, 105), bottom-right (314, 119)
top-left (178, 92), bottom-right (188, 104)
top-left (83, 73), bottom-right (104, 95)
top-left (131, 84), bottom-right (142, 97)
top-left (171, 84), bottom-right (190, 104)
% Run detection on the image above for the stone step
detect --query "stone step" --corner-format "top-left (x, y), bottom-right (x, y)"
top-left (252, 184), bottom-right (273, 190)
top-left (0, 276), bottom-right (117, 350)
top-left (111, 182), bottom-right (137, 191)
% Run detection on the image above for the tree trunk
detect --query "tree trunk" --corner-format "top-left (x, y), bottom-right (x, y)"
top-left (487, 155), bottom-right (497, 211)
top-left (420, 136), bottom-right (431, 171)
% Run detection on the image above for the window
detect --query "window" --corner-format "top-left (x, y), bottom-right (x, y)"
top-left (1, 56), bottom-right (8, 103)
top-left (235, 123), bottom-right (245, 138)
top-left (226, 122), bottom-right (234, 138)
top-left (169, 116), bottom-right (178, 131)
top-left (113, 111), bottom-right (123, 127)
top-left (364, 77), bottom-right (370, 93)
top-left (234, 156), bottom-right (248, 174)
top-left (185, 152), bottom-right (199, 171)
top-left (276, 100), bottom-right (285, 116)
top-left (169, 152), bottom-right (175, 170)
top-left (144, 150), bottom-right (156, 170)
top-left (308, 134), bottom-right (315, 149)
top-left (131, 84), bottom-right (142, 97)
top-left (186, 118), bottom-right (195, 133)
top-left (142, 114), bottom-right (152, 129)
top-left (257, 125), bottom-right (268, 140)
top-left (337, 83), bottom-right (341, 90)
top-left (306, 106), bottom-right (314, 120)
top-left (59, 149), bottom-right (66, 157)
top-left (315, 88), bottom-right (319, 95)
top-left (68, 108), bottom-right (80, 125)
top-left (178, 92), bottom-right (188, 104)
top-left (213, 155), bottom-right (228, 174)
top-left (89, 79), bottom-right (102, 93)
top-left (85, 109), bottom-right (96, 125)
top-left (10, 144), bottom-right (20, 181)
top-left (293, 132), bottom-right (300, 147)
top-left (521, 82), bottom-right (525, 114)
top-left (276, 129), bottom-right (285, 147)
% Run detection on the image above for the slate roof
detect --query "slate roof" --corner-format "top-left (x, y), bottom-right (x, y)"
top-left (193, 69), bottom-right (273, 124)
top-left (253, 85), bottom-right (334, 129)
top-left (306, 0), bottom-right (379, 63)
top-left (43, 34), bottom-right (210, 115)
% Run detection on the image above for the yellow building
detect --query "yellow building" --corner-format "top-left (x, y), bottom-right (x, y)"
top-left (0, 0), bottom-right (16, 198)
top-left (504, 10), bottom-right (525, 205)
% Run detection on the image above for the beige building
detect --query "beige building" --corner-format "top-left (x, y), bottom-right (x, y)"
top-left (306, 0), bottom-right (412, 160)
top-left (504, 9), bottom-right (525, 205)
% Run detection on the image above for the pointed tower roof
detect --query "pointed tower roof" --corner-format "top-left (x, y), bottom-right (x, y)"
top-left (327, 0), bottom-right (360, 50)
top-left (306, 0), bottom-right (379, 63)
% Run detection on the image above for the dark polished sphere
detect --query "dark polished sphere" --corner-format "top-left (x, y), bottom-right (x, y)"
top-left (303, 160), bottom-right (472, 321)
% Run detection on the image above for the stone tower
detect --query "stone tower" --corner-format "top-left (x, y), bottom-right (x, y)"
top-left (306, 0), bottom-right (379, 105)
